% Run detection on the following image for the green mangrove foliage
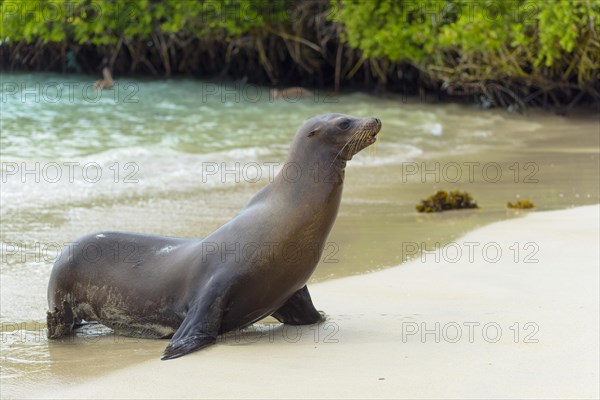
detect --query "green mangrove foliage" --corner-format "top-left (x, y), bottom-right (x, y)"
top-left (0, 0), bottom-right (291, 75)
top-left (0, 0), bottom-right (285, 43)
top-left (1, 0), bottom-right (328, 81)
top-left (334, 0), bottom-right (600, 105)
top-left (1, 0), bottom-right (598, 105)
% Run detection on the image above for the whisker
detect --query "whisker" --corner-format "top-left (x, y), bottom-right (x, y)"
top-left (330, 128), bottom-right (363, 167)
top-left (368, 128), bottom-right (377, 156)
top-left (330, 139), bottom-right (351, 167)
top-left (355, 128), bottom-right (369, 154)
top-left (370, 140), bottom-right (377, 156)
top-left (348, 129), bottom-right (364, 159)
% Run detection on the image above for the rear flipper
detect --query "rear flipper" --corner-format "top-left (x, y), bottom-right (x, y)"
top-left (46, 301), bottom-right (75, 339)
top-left (272, 285), bottom-right (325, 325)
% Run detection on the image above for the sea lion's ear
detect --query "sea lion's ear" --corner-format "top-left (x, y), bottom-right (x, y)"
top-left (307, 128), bottom-right (319, 137)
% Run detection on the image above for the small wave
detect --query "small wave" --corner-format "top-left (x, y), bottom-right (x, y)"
top-left (0, 145), bottom-right (281, 217)
top-left (155, 101), bottom-right (186, 110)
top-left (422, 122), bottom-right (443, 136)
top-left (0, 141), bottom-right (427, 218)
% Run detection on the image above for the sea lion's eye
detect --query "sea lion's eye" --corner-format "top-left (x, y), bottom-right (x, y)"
top-left (338, 119), bottom-right (351, 130)
top-left (307, 128), bottom-right (318, 137)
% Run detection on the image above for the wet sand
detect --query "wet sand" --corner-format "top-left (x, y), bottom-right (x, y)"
top-left (28, 205), bottom-right (599, 399)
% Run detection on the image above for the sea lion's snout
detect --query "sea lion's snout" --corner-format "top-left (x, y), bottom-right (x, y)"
top-left (358, 117), bottom-right (382, 146)
top-left (333, 116), bottom-right (382, 160)
top-left (365, 117), bottom-right (382, 140)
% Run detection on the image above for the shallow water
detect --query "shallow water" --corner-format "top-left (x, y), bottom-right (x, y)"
top-left (1, 73), bottom-right (598, 397)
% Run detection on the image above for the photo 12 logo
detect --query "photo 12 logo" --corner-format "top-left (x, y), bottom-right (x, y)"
top-left (1, 161), bottom-right (139, 184)
top-left (196, 83), bottom-right (337, 104)
top-left (1, 240), bottom-right (141, 265)
top-left (200, 162), bottom-right (345, 184)
top-left (401, 161), bottom-right (539, 184)
top-left (1, 81), bottom-right (139, 104)
top-left (402, 241), bottom-right (540, 264)
top-left (199, 241), bottom-right (340, 264)
top-left (401, 321), bottom-right (540, 344)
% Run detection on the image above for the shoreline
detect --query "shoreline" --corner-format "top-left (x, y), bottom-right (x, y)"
top-left (3, 72), bottom-right (600, 114)
top-left (24, 204), bottom-right (599, 399)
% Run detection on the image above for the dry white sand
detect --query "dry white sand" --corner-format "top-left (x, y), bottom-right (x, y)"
top-left (37, 205), bottom-right (599, 399)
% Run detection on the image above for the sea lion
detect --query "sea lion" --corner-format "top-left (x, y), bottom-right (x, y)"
top-left (94, 59), bottom-right (114, 90)
top-left (46, 113), bottom-right (382, 360)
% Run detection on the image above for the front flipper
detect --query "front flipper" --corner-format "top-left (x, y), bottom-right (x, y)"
top-left (161, 295), bottom-right (225, 361)
top-left (162, 333), bottom-right (215, 360)
top-left (272, 285), bottom-right (325, 325)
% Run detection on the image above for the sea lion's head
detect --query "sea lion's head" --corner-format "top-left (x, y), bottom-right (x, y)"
top-left (290, 113), bottom-right (382, 165)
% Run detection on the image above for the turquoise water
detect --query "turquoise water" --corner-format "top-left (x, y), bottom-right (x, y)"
top-left (2, 73), bottom-right (534, 159)
top-left (2, 74), bottom-right (421, 158)
top-left (1, 73), bottom-right (598, 396)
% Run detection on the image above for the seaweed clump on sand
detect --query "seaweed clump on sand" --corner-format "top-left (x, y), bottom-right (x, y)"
top-left (416, 190), bottom-right (479, 213)
top-left (507, 200), bottom-right (535, 209)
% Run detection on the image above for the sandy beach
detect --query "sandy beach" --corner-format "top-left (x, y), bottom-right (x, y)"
top-left (26, 205), bottom-right (599, 399)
